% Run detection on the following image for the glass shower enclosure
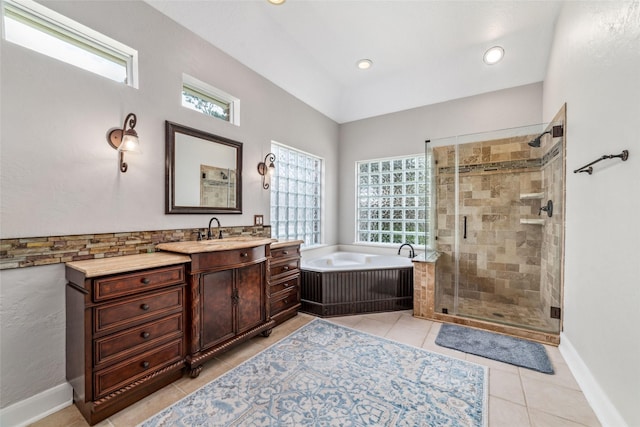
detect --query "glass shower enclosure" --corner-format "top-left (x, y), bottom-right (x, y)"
top-left (428, 121), bottom-right (565, 335)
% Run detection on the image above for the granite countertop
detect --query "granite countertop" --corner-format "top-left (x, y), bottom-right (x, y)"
top-left (156, 237), bottom-right (276, 254)
top-left (66, 252), bottom-right (191, 277)
top-left (271, 239), bottom-right (304, 249)
top-left (66, 238), bottom-right (305, 276)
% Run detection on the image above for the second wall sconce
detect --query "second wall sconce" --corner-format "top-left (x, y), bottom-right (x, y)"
top-left (107, 112), bottom-right (141, 172)
top-left (257, 153), bottom-right (276, 189)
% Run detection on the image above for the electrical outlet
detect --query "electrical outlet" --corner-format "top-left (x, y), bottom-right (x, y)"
top-left (254, 215), bottom-right (263, 226)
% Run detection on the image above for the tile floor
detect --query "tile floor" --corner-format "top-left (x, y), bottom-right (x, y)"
top-left (437, 295), bottom-right (559, 333)
top-left (31, 311), bottom-right (600, 427)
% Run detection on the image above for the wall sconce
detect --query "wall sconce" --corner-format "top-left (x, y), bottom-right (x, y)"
top-left (107, 112), bottom-right (140, 172)
top-left (257, 153), bottom-right (276, 189)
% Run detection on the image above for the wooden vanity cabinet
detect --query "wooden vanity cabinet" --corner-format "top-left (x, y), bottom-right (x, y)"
top-left (65, 254), bottom-right (190, 426)
top-left (186, 244), bottom-right (276, 377)
top-left (269, 242), bottom-right (302, 325)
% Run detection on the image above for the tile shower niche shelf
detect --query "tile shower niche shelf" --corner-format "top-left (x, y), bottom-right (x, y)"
top-left (520, 218), bottom-right (546, 225)
top-left (520, 192), bottom-right (545, 200)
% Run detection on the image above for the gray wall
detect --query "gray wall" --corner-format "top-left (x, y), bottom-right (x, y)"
top-left (338, 82), bottom-right (543, 244)
top-left (543, 2), bottom-right (640, 426)
top-left (0, 0), bottom-right (339, 408)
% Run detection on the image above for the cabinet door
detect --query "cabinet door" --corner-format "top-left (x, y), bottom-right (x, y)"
top-left (236, 263), bottom-right (265, 334)
top-left (201, 270), bottom-right (234, 349)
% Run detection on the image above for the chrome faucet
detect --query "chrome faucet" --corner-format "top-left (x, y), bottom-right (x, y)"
top-left (398, 243), bottom-right (415, 258)
top-left (207, 217), bottom-right (222, 239)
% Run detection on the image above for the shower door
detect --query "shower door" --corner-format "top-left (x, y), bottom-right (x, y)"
top-left (433, 121), bottom-right (564, 334)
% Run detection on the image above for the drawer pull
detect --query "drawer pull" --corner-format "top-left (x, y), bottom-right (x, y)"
top-left (140, 304), bottom-right (150, 311)
top-left (141, 361), bottom-right (150, 369)
top-left (141, 278), bottom-right (151, 285)
top-left (141, 332), bottom-right (150, 339)
top-left (283, 266), bottom-right (289, 271)
top-left (285, 282), bottom-right (292, 287)
top-left (240, 252), bottom-right (249, 258)
top-left (283, 251), bottom-right (289, 255)
top-left (284, 299), bottom-right (289, 304)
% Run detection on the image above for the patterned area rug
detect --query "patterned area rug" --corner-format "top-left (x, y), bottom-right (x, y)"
top-left (140, 319), bottom-right (487, 426)
top-left (436, 323), bottom-right (554, 374)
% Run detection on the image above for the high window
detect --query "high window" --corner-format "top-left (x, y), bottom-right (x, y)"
top-left (182, 74), bottom-right (240, 126)
top-left (356, 154), bottom-right (430, 247)
top-left (3, 0), bottom-right (138, 87)
top-left (270, 143), bottom-right (323, 247)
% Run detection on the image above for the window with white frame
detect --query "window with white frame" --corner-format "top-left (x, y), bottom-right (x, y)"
top-left (356, 154), bottom-right (430, 246)
top-left (182, 74), bottom-right (240, 126)
top-left (3, 0), bottom-right (138, 87)
top-left (270, 143), bottom-right (323, 247)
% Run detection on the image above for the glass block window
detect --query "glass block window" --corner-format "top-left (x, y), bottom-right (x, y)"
top-left (270, 143), bottom-right (323, 247)
top-left (356, 154), bottom-right (430, 246)
top-left (3, 0), bottom-right (138, 87)
top-left (182, 74), bottom-right (240, 126)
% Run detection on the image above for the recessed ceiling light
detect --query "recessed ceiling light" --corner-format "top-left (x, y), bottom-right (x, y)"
top-left (357, 59), bottom-right (372, 70)
top-left (483, 46), bottom-right (504, 65)
top-left (268, 0), bottom-right (285, 5)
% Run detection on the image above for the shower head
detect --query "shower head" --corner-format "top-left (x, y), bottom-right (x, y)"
top-left (528, 130), bottom-right (550, 147)
top-left (528, 125), bottom-right (564, 148)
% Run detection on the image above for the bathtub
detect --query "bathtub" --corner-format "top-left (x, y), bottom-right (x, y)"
top-left (300, 251), bottom-right (414, 317)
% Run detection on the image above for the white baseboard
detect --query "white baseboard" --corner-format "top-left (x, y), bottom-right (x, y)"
top-left (559, 333), bottom-right (628, 427)
top-left (0, 382), bottom-right (73, 427)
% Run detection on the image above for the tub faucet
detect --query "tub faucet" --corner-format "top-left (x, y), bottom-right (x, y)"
top-left (398, 243), bottom-right (415, 258)
top-left (207, 217), bottom-right (222, 239)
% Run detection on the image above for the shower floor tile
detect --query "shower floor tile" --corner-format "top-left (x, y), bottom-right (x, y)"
top-left (437, 295), bottom-right (559, 332)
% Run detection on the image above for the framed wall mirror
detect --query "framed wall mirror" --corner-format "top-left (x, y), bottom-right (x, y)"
top-left (165, 121), bottom-right (242, 214)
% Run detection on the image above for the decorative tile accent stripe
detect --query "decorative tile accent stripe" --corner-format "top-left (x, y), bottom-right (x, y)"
top-left (0, 225), bottom-right (271, 270)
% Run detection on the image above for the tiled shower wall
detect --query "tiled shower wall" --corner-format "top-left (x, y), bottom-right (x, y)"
top-left (434, 134), bottom-right (562, 315)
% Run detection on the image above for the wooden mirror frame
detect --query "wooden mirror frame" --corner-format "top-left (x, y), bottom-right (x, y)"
top-left (165, 121), bottom-right (242, 214)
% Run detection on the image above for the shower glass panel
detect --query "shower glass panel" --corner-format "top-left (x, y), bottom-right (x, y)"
top-left (430, 123), bottom-right (564, 334)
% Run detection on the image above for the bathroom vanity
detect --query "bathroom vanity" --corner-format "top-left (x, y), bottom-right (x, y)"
top-left (65, 238), bottom-right (302, 425)
top-left (156, 238), bottom-right (276, 378)
top-left (65, 252), bottom-right (191, 425)
top-left (269, 240), bottom-right (303, 325)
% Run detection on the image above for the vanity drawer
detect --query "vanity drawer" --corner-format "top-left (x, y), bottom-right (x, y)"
top-left (94, 313), bottom-right (183, 367)
top-left (191, 246), bottom-right (266, 271)
top-left (271, 289), bottom-right (300, 317)
top-left (93, 265), bottom-right (185, 302)
top-left (271, 245), bottom-right (300, 260)
top-left (270, 275), bottom-right (300, 296)
top-left (270, 259), bottom-right (299, 280)
top-left (94, 287), bottom-right (184, 334)
top-left (93, 338), bottom-right (183, 400)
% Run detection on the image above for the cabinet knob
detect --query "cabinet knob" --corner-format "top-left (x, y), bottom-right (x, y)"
top-left (141, 361), bottom-right (150, 369)
top-left (284, 299), bottom-right (289, 304)
top-left (240, 252), bottom-right (248, 258)
top-left (283, 266), bottom-right (289, 271)
top-left (283, 251), bottom-right (289, 255)
top-left (141, 332), bottom-right (150, 339)
top-left (285, 282), bottom-right (292, 287)
top-left (141, 278), bottom-right (150, 285)
top-left (140, 304), bottom-right (150, 311)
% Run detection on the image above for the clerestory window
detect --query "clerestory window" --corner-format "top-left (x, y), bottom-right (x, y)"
top-left (181, 74), bottom-right (240, 126)
top-left (3, 0), bottom-right (138, 87)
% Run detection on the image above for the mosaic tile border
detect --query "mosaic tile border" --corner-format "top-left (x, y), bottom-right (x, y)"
top-left (0, 225), bottom-right (271, 270)
top-left (437, 140), bottom-right (562, 175)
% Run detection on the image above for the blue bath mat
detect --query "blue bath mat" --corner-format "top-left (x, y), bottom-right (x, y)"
top-left (436, 323), bottom-right (554, 374)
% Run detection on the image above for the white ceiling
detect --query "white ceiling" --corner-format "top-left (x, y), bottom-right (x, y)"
top-left (146, 0), bottom-right (563, 123)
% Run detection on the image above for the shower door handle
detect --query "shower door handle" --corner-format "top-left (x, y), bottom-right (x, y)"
top-left (463, 216), bottom-right (467, 239)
